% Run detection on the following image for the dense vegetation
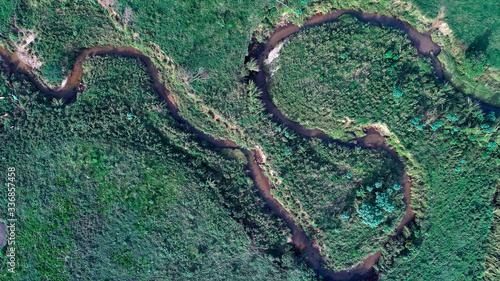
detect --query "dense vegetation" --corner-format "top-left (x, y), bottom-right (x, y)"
top-left (408, 0), bottom-right (500, 108)
top-left (0, 0), bottom-right (498, 280)
top-left (0, 57), bottom-right (318, 280)
top-left (258, 0), bottom-right (500, 107)
top-left (264, 137), bottom-right (405, 270)
top-left (484, 190), bottom-right (499, 281)
top-left (267, 14), bottom-right (499, 280)
top-left (0, 0), bottom-right (127, 85)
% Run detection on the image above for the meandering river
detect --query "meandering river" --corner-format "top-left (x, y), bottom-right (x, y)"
top-left (0, 8), bottom-right (498, 281)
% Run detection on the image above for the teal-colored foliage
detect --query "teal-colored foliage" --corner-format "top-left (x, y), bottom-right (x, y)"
top-left (481, 123), bottom-right (494, 133)
top-left (0, 58), bottom-right (317, 280)
top-left (488, 141), bottom-right (497, 150)
top-left (266, 12), bottom-right (499, 280)
top-left (375, 192), bottom-right (395, 213)
top-left (487, 111), bottom-right (496, 121)
top-left (430, 120), bottom-right (443, 131)
top-left (386, 187), bottom-right (393, 196)
top-left (341, 213), bottom-right (350, 220)
top-left (356, 178), bottom-right (400, 228)
top-left (384, 50), bottom-right (394, 59)
top-left (393, 85), bottom-right (404, 98)
top-left (357, 202), bottom-right (384, 228)
top-left (446, 114), bottom-right (460, 122)
top-left (411, 117), bottom-right (427, 131)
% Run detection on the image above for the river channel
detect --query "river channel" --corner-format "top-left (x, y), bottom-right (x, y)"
top-left (1, 9), bottom-right (498, 281)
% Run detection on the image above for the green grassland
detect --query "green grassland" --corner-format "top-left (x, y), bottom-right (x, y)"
top-left (0, 56), bottom-right (317, 280)
top-left (1, 0), bottom-right (497, 136)
top-left (411, 0), bottom-right (499, 68)
top-left (267, 14), bottom-right (500, 280)
top-left (410, 0), bottom-right (500, 108)
top-left (1, 0), bottom-right (127, 85)
top-left (484, 190), bottom-right (499, 281)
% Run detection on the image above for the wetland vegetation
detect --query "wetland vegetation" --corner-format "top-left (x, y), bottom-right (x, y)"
top-left (0, 0), bottom-right (498, 280)
top-left (266, 14), bottom-right (499, 280)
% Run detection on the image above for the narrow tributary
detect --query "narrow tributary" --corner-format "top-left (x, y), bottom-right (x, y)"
top-left (0, 9), bottom-right (498, 281)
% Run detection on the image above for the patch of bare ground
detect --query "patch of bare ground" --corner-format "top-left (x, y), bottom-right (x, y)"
top-left (97, 0), bottom-right (118, 19)
top-left (364, 123), bottom-right (391, 137)
top-left (97, 0), bottom-right (115, 9)
top-left (13, 29), bottom-right (42, 70)
top-left (264, 41), bottom-right (288, 78)
top-left (342, 116), bottom-right (353, 128)
top-left (123, 8), bottom-right (132, 25)
top-left (431, 6), bottom-right (452, 36)
top-left (97, 0), bottom-right (133, 28)
top-left (254, 146), bottom-right (267, 164)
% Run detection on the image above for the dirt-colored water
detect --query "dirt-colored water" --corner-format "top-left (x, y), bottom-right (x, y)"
top-left (0, 8), bottom-right (497, 281)
top-left (246, 149), bottom-right (379, 280)
top-left (251, 9), bottom-right (452, 280)
top-left (0, 41), bottom-right (390, 279)
top-left (259, 10), bottom-right (444, 82)
top-left (0, 45), bottom-right (238, 149)
top-left (358, 128), bottom-right (415, 234)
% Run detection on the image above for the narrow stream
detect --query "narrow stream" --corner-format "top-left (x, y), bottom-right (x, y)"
top-left (250, 9), bottom-right (479, 280)
top-left (0, 45), bottom-right (238, 149)
top-left (0, 8), bottom-right (498, 281)
top-left (0, 43), bottom-right (389, 279)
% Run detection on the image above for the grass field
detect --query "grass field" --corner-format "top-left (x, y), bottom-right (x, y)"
top-left (411, 0), bottom-right (499, 68)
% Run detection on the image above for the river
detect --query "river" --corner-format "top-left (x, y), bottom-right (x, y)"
top-left (0, 8), bottom-right (498, 281)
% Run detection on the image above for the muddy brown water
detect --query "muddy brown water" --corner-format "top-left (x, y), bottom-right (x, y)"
top-left (259, 10), bottom-right (444, 82)
top-left (252, 9), bottom-right (451, 280)
top-left (0, 12), bottom-right (422, 281)
top-left (246, 149), bottom-right (380, 281)
top-left (0, 8), bottom-right (497, 281)
top-left (0, 45), bottom-right (238, 149)
top-left (1, 42), bottom-right (388, 279)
